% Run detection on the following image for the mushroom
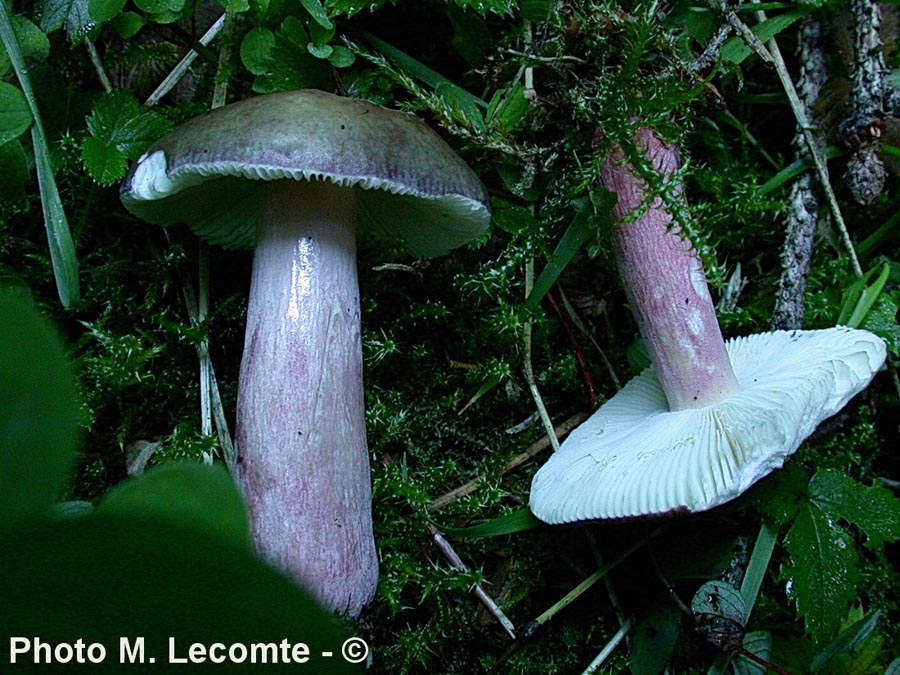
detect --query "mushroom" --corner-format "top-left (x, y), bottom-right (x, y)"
top-left (529, 127), bottom-right (886, 524)
top-left (121, 89), bottom-right (491, 615)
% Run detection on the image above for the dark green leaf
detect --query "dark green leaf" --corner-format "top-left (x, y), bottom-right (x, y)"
top-left (755, 146), bottom-right (843, 196)
top-left (82, 90), bottom-right (172, 184)
top-left (112, 11), bottom-right (146, 38)
top-left (451, 0), bottom-right (516, 16)
top-left (307, 17), bottom-right (334, 45)
top-left (783, 503), bottom-right (859, 646)
top-left (82, 136), bottom-right (127, 185)
top-left (810, 609), bottom-right (881, 672)
top-left (838, 262), bottom-right (890, 328)
top-left (0, 15), bottom-right (50, 74)
top-left (0, 286), bottom-right (80, 526)
top-left (0, 82), bottom-right (33, 144)
top-left (299, 0), bottom-right (333, 29)
top-left (240, 26), bottom-right (275, 75)
top-left (751, 461), bottom-right (810, 525)
top-left (39, 0), bottom-right (96, 40)
top-left (134, 0), bottom-right (184, 15)
top-left (96, 463), bottom-right (251, 550)
top-left (520, 0), bottom-right (550, 21)
top-left (307, 41), bottom-right (333, 59)
top-left (88, 0), bottom-right (126, 22)
top-left (327, 45), bottom-right (354, 68)
top-left (491, 199), bottom-right (540, 236)
top-left (808, 469), bottom-right (900, 549)
top-left (438, 508), bottom-right (543, 538)
top-left (217, 0), bottom-right (249, 11)
top-left (0, 516), bottom-right (353, 674)
top-left (629, 597), bottom-right (681, 675)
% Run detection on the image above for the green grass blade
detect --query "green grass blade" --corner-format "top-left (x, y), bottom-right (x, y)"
top-left (756, 145), bottom-right (843, 196)
top-left (361, 31), bottom-right (488, 110)
top-left (525, 204), bottom-right (596, 313)
top-left (438, 508), bottom-right (543, 538)
top-left (0, 4), bottom-right (79, 308)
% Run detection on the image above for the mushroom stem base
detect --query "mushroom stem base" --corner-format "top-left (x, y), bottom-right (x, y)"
top-left (235, 180), bottom-right (377, 617)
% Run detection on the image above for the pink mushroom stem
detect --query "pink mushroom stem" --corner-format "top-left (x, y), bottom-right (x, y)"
top-left (235, 180), bottom-right (378, 617)
top-left (600, 128), bottom-right (739, 411)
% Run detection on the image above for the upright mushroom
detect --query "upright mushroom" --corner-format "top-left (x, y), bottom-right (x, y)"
top-left (529, 127), bottom-right (886, 524)
top-left (121, 90), bottom-right (491, 616)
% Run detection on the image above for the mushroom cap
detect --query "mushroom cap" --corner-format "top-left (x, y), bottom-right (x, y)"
top-left (530, 327), bottom-right (887, 524)
top-left (120, 89), bottom-right (490, 258)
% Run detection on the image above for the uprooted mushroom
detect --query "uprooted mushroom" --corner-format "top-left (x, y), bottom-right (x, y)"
top-left (530, 126), bottom-right (886, 524)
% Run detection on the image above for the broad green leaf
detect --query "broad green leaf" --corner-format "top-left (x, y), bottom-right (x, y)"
top-left (0, 82), bottom-right (33, 145)
top-left (808, 469), bottom-right (900, 549)
top-left (491, 199), bottom-right (540, 236)
top-left (134, 0), bottom-right (184, 15)
top-left (326, 0), bottom-right (393, 16)
top-left (438, 508), bottom-right (543, 538)
top-left (0, 287), bottom-right (80, 526)
top-left (721, 8), bottom-right (810, 64)
top-left (252, 17), bottom-right (331, 93)
top-left (82, 90), bottom-right (172, 185)
top-left (0, 15), bottom-right (50, 74)
top-left (96, 463), bottom-right (251, 550)
top-left (307, 17), bottom-right (334, 45)
top-left (299, 0), bottom-right (333, 29)
top-left (783, 503), bottom-right (859, 646)
top-left (525, 201), bottom-right (597, 312)
top-left (327, 45), bottom-right (354, 68)
top-left (751, 461), bottom-right (810, 525)
top-left (1, 2), bottom-right (79, 307)
top-left (520, 0), bottom-right (550, 21)
top-left (217, 0), bottom-right (249, 11)
top-left (82, 135), bottom-right (128, 185)
top-left (112, 10), bottom-right (146, 38)
top-left (810, 609), bottom-right (881, 672)
top-left (39, 0), bottom-right (97, 41)
top-left (629, 597), bottom-right (681, 675)
top-left (0, 516), bottom-right (353, 674)
top-left (308, 41), bottom-right (333, 59)
top-left (240, 26), bottom-right (276, 75)
top-left (89, 0), bottom-right (127, 22)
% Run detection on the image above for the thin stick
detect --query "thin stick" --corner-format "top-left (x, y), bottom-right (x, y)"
top-left (523, 256), bottom-right (561, 452)
top-left (84, 40), bottom-right (113, 93)
top-left (144, 13), bottom-right (227, 107)
top-left (426, 412), bottom-right (588, 511)
top-left (580, 620), bottom-right (632, 675)
top-left (522, 531), bottom-right (659, 638)
top-left (429, 525), bottom-right (517, 639)
top-left (747, 1), bottom-right (863, 277)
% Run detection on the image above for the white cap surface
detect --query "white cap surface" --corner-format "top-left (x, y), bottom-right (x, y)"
top-left (529, 327), bottom-right (887, 524)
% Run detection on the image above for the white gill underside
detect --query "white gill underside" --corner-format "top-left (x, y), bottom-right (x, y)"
top-left (529, 327), bottom-right (886, 524)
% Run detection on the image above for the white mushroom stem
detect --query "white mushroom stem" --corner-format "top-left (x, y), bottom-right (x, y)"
top-left (601, 128), bottom-right (739, 411)
top-left (235, 179), bottom-right (377, 617)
